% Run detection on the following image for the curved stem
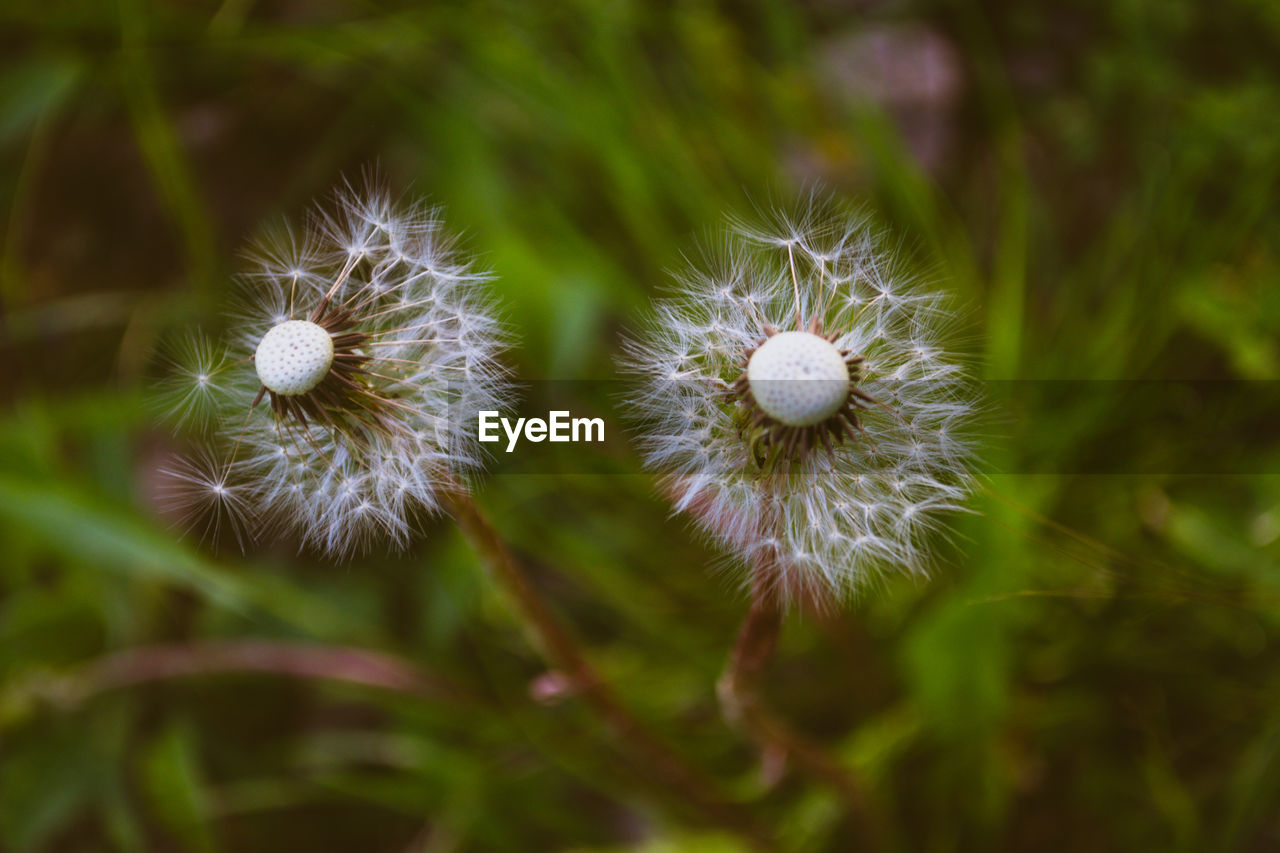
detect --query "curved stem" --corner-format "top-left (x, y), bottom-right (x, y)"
top-left (443, 486), bottom-right (773, 848)
top-left (718, 559), bottom-right (884, 849)
top-left (22, 640), bottom-right (464, 708)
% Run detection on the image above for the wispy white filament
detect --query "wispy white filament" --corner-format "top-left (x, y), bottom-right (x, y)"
top-left (623, 198), bottom-right (977, 602)
top-left (158, 181), bottom-right (511, 557)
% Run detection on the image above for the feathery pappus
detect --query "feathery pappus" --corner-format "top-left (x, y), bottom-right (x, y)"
top-left (155, 181), bottom-right (511, 557)
top-left (623, 197), bottom-right (977, 602)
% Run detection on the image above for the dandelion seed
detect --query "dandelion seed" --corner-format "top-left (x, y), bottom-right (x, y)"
top-left (623, 196), bottom-right (977, 602)
top-left (156, 179), bottom-right (511, 556)
top-left (151, 332), bottom-right (237, 431)
top-left (157, 451), bottom-right (253, 551)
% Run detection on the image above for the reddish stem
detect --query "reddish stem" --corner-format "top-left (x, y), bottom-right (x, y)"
top-left (718, 558), bottom-right (885, 848)
top-left (44, 640), bottom-right (460, 705)
top-left (443, 487), bottom-right (773, 848)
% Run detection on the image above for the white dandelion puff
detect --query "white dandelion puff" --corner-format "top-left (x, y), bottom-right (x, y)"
top-left (155, 179), bottom-right (511, 557)
top-left (622, 196), bottom-right (978, 603)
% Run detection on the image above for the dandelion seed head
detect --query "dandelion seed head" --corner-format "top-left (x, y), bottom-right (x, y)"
top-left (746, 331), bottom-right (849, 426)
top-left (155, 177), bottom-right (510, 557)
top-left (254, 320), bottom-right (335, 395)
top-left (623, 195), bottom-right (978, 603)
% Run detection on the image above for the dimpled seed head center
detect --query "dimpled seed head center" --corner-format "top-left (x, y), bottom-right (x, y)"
top-left (747, 331), bottom-right (850, 427)
top-left (255, 320), bottom-right (335, 396)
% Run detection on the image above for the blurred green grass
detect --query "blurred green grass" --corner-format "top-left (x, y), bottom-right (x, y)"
top-left (2, 0), bottom-right (1280, 850)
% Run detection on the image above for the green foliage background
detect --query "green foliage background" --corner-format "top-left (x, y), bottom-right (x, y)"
top-left (3, 0), bottom-right (1280, 850)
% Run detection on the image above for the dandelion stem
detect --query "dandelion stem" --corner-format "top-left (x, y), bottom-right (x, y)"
top-left (717, 559), bottom-right (884, 848)
top-left (442, 485), bottom-right (773, 847)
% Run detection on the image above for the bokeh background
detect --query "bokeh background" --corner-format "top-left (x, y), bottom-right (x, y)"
top-left (4, 0), bottom-right (1280, 850)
